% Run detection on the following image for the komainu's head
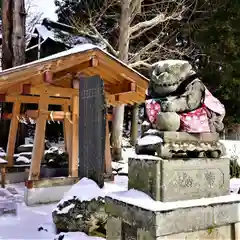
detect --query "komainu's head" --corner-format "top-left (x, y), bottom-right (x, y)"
top-left (148, 60), bottom-right (194, 97)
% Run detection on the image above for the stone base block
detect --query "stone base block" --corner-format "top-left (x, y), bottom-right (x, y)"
top-left (128, 155), bottom-right (229, 201)
top-left (107, 219), bottom-right (235, 240)
top-left (105, 192), bottom-right (240, 239)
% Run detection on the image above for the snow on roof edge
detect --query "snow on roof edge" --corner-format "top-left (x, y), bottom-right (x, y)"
top-left (0, 43), bottom-right (149, 82)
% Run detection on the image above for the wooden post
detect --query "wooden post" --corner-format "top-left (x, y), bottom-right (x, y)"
top-left (130, 103), bottom-right (139, 146)
top-left (28, 93), bottom-right (49, 180)
top-left (69, 95), bottom-right (79, 177)
top-left (105, 119), bottom-right (112, 176)
top-left (0, 165), bottom-right (6, 188)
top-left (62, 102), bottom-right (70, 153)
top-left (6, 101), bottom-right (21, 167)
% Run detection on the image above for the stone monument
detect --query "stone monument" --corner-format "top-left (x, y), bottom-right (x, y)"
top-left (105, 60), bottom-right (240, 239)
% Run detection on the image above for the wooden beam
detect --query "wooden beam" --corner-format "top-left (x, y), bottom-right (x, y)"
top-left (3, 110), bottom-right (113, 122)
top-left (23, 85), bottom-right (78, 98)
top-left (107, 81), bottom-right (136, 95)
top-left (6, 101), bottom-right (21, 167)
top-left (25, 110), bottom-right (71, 120)
top-left (0, 94), bottom-right (6, 101)
top-left (96, 51), bottom-right (149, 90)
top-left (115, 92), bottom-right (144, 104)
top-left (4, 95), bottom-right (70, 105)
top-left (0, 51), bottom-right (92, 86)
top-left (44, 71), bottom-right (53, 84)
top-left (69, 95), bottom-right (79, 177)
top-left (28, 93), bottom-right (49, 180)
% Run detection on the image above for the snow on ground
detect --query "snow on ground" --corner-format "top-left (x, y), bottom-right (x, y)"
top-left (0, 176), bottom-right (128, 240)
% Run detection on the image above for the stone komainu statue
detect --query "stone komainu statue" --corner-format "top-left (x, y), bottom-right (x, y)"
top-left (136, 60), bottom-right (226, 158)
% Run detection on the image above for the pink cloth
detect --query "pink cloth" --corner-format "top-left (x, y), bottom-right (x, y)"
top-left (145, 99), bottom-right (161, 124)
top-left (145, 87), bottom-right (225, 133)
top-left (180, 105), bottom-right (210, 132)
top-left (204, 88), bottom-right (225, 115)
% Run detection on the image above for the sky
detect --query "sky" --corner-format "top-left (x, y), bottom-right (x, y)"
top-left (29, 0), bottom-right (57, 21)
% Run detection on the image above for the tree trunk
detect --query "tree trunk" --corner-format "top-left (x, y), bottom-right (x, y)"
top-left (111, 0), bottom-right (130, 161)
top-left (1, 0), bottom-right (13, 70)
top-left (12, 0), bottom-right (26, 66)
top-left (0, 0), bottom-right (26, 149)
top-left (130, 104), bottom-right (139, 146)
top-left (0, 0), bottom-right (14, 149)
top-left (12, 0), bottom-right (27, 146)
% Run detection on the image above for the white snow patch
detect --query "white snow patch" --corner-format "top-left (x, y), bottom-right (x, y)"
top-left (0, 180), bottom-right (124, 239)
top-left (57, 203), bottom-right (75, 214)
top-left (55, 177), bottom-right (128, 212)
top-left (56, 232), bottom-right (105, 240)
top-left (18, 144), bottom-right (34, 148)
top-left (16, 156), bottom-right (31, 164)
top-left (0, 152), bottom-right (6, 157)
top-left (230, 178), bottom-right (240, 194)
top-left (0, 158), bottom-right (7, 164)
top-left (137, 135), bottom-right (163, 146)
top-left (142, 120), bottom-right (150, 126)
top-left (57, 178), bottom-right (104, 205)
top-left (36, 24), bottom-right (55, 41)
top-left (107, 189), bottom-right (240, 212)
top-left (153, 59), bottom-right (189, 67)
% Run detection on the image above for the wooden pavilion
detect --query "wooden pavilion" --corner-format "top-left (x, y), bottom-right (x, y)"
top-left (0, 43), bottom-right (149, 182)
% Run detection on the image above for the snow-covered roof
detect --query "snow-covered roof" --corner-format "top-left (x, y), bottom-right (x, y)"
top-left (0, 43), bottom-right (148, 81)
top-left (0, 43), bottom-right (149, 105)
top-left (28, 19), bottom-right (105, 49)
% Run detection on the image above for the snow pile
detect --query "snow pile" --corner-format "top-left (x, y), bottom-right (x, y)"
top-left (142, 120), bottom-right (150, 126)
top-left (0, 148), bottom-right (6, 158)
top-left (56, 178), bottom-right (105, 208)
top-left (230, 178), bottom-right (240, 194)
top-left (0, 152), bottom-right (6, 158)
top-left (16, 156), bottom-right (31, 164)
top-left (55, 232), bottom-right (105, 240)
top-left (55, 176), bottom-right (128, 212)
top-left (137, 135), bottom-right (163, 146)
top-left (0, 188), bottom-right (17, 215)
top-left (0, 158), bottom-right (7, 164)
top-left (45, 146), bottom-right (64, 155)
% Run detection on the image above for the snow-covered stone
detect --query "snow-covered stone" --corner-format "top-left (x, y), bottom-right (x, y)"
top-left (16, 144), bottom-right (34, 153)
top-left (52, 177), bottom-right (128, 234)
top-left (52, 178), bottom-right (107, 233)
top-left (0, 188), bottom-right (17, 216)
top-left (15, 156), bottom-right (31, 165)
top-left (0, 158), bottom-right (7, 164)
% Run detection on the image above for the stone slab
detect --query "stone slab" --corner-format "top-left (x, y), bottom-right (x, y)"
top-left (157, 131), bottom-right (219, 143)
top-left (128, 155), bottom-right (229, 201)
top-left (105, 194), bottom-right (240, 238)
top-left (107, 218), bottom-right (235, 240)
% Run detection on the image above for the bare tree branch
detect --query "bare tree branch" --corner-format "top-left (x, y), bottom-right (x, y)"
top-left (129, 9), bottom-right (184, 36)
top-left (129, 60), bottom-right (151, 68)
top-left (89, 23), bottom-right (119, 56)
top-left (129, 38), bottom-right (159, 63)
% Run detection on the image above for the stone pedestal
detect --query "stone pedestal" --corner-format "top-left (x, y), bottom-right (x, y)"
top-left (105, 193), bottom-right (240, 240)
top-left (128, 155), bottom-right (230, 202)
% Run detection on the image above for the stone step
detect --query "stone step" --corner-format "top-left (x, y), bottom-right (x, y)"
top-left (105, 192), bottom-right (240, 239)
top-left (128, 155), bottom-right (229, 202)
